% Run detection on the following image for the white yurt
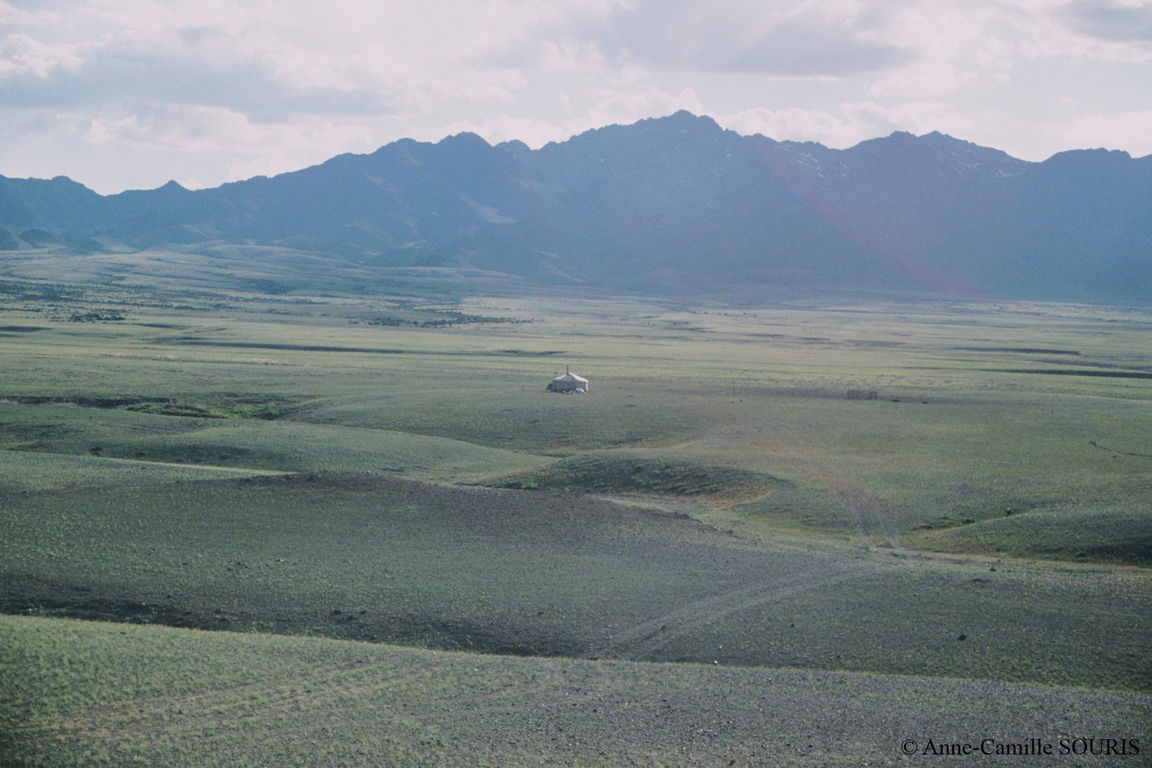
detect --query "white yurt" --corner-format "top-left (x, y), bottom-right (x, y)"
top-left (546, 367), bottom-right (589, 393)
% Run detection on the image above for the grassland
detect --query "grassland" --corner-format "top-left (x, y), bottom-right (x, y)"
top-left (4, 615), bottom-right (1149, 768)
top-left (0, 257), bottom-right (1149, 765)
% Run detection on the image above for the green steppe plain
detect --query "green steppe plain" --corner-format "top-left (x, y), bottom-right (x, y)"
top-left (1, 270), bottom-right (1150, 766)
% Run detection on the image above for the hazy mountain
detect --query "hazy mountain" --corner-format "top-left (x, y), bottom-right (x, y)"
top-left (2, 111), bottom-right (1149, 301)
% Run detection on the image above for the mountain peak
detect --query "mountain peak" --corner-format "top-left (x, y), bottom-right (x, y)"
top-left (48, 175), bottom-right (93, 191)
top-left (1047, 147), bottom-right (1133, 163)
top-left (651, 110), bottom-right (723, 134)
top-left (437, 132), bottom-right (491, 149)
top-left (668, 109), bottom-right (714, 123)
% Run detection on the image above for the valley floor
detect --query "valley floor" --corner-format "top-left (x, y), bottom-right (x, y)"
top-left (1, 271), bottom-right (1149, 765)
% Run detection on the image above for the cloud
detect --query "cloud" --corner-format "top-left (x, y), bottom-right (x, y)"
top-left (1059, 0), bottom-right (1152, 43)
top-left (81, 102), bottom-right (378, 185)
top-left (720, 106), bottom-right (872, 148)
top-left (427, 88), bottom-right (706, 149)
top-left (1045, 107), bottom-right (1152, 156)
top-left (84, 104), bottom-right (260, 152)
top-left (499, 0), bottom-right (912, 77)
top-left (0, 32), bottom-right (82, 78)
top-left (718, 99), bottom-right (981, 149)
top-left (0, 1), bottom-right (68, 27)
top-left (864, 4), bottom-right (1015, 99)
top-left (586, 87), bottom-right (705, 126)
top-left (1011, 0), bottom-right (1152, 62)
top-left (0, 32), bottom-right (406, 124)
top-left (0, 0), bottom-right (525, 120)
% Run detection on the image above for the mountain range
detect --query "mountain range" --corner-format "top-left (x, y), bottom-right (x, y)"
top-left (2, 111), bottom-right (1149, 301)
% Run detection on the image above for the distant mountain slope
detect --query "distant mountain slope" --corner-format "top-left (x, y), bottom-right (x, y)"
top-left (2, 111), bottom-right (1149, 301)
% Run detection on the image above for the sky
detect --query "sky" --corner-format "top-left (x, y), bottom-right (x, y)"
top-left (2, 0), bottom-right (1151, 194)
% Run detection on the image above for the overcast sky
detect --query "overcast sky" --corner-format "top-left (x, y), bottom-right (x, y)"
top-left (2, 0), bottom-right (1151, 194)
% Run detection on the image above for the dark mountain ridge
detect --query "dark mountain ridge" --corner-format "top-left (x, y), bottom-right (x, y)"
top-left (1, 111), bottom-right (1149, 301)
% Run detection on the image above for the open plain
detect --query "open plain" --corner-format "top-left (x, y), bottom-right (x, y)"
top-left (1, 258), bottom-right (1149, 766)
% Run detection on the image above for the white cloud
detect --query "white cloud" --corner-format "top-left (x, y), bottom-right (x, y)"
top-left (0, 1), bottom-right (67, 27)
top-left (1059, 0), bottom-right (1152, 44)
top-left (1010, 0), bottom-right (1152, 62)
top-left (1045, 107), bottom-right (1152, 156)
top-left (586, 87), bottom-right (705, 127)
top-left (85, 102), bottom-right (371, 155)
top-left (84, 105), bottom-right (256, 152)
top-left (79, 102), bottom-right (378, 189)
top-left (719, 106), bottom-right (870, 147)
top-left (864, 4), bottom-right (1014, 99)
top-left (0, 25), bottom-right (400, 117)
top-left (717, 100), bottom-right (982, 149)
top-left (500, 0), bottom-right (912, 76)
top-left (0, 33), bottom-right (82, 78)
top-left (533, 38), bottom-right (610, 74)
top-left (427, 88), bottom-right (706, 149)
